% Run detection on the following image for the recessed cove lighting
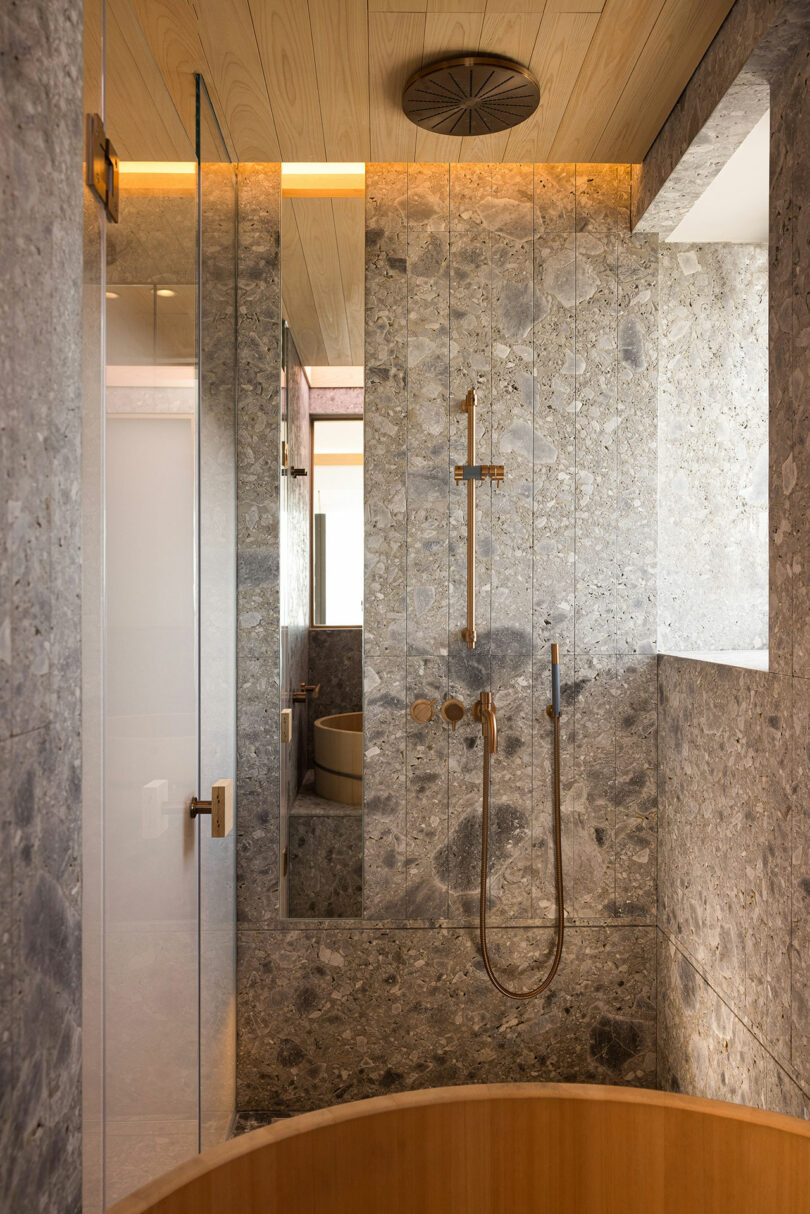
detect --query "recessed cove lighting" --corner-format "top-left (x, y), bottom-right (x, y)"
top-left (156, 288), bottom-right (176, 298)
top-left (105, 291), bottom-right (119, 299)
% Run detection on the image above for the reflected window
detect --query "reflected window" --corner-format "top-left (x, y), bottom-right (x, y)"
top-left (312, 419), bottom-right (363, 625)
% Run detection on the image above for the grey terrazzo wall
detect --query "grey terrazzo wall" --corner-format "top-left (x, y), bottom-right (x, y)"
top-left (237, 163), bottom-right (660, 1113)
top-left (656, 29), bottom-right (810, 1119)
top-left (658, 242), bottom-right (768, 653)
top-left (236, 164), bottom-right (283, 923)
top-left (0, 0), bottom-right (84, 1208)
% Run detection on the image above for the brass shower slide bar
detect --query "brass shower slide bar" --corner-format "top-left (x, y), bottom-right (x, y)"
top-left (453, 389), bottom-right (505, 650)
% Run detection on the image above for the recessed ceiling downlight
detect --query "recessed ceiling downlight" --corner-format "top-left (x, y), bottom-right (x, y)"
top-left (403, 55), bottom-right (540, 137)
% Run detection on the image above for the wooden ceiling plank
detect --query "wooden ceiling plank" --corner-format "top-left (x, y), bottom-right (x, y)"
top-left (308, 0), bottom-right (370, 161)
top-left (593, 0), bottom-right (737, 162)
top-left (369, 0), bottom-right (427, 10)
top-left (195, 0), bottom-right (282, 160)
top-left (544, 0), bottom-right (605, 11)
top-left (331, 198), bottom-right (366, 365)
top-left (458, 11), bottom-right (544, 162)
top-left (292, 198), bottom-right (353, 365)
top-left (427, 0), bottom-right (487, 12)
top-left (414, 12), bottom-right (486, 161)
top-left (106, 0), bottom-right (193, 161)
top-left (127, 0), bottom-right (229, 150)
top-left (503, 10), bottom-right (598, 161)
top-left (282, 200), bottom-right (329, 366)
top-left (547, 0), bottom-right (666, 162)
top-left (248, 0), bottom-right (326, 161)
top-left (369, 12), bottom-right (426, 161)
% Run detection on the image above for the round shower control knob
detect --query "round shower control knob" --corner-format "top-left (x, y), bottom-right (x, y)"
top-left (440, 698), bottom-right (465, 730)
top-left (410, 697), bottom-right (437, 724)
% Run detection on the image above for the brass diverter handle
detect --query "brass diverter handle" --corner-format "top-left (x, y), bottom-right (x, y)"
top-left (292, 682), bottom-right (321, 702)
top-left (440, 698), bottom-right (465, 730)
top-left (410, 697), bottom-right (437, 724)
top-left (190, 778), bottom-right (234, 838)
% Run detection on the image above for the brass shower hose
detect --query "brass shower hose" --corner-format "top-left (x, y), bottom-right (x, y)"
top-left (478, 680), bottom-right (565, 1000)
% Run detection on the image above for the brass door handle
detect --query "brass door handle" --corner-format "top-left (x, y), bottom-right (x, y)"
top-left (190, 778), bottom-right (233, 837)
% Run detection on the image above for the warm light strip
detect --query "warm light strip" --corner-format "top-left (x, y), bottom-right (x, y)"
top-left (106, 365), bottom-right (197, 388)
top-left (305, 365), bottom-right (364, 388)
top-left (313, 453), bottom-right (363, 466)
top-left (119, 161), bottom-right (197, 174)
top-left (282, 162), bottom-right (365, 198)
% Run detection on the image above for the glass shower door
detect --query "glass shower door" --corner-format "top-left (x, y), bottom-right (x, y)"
top-left (89, 4), bottom-right (238, 1208)
top-left (198, 77), bottom-right (238, 1153)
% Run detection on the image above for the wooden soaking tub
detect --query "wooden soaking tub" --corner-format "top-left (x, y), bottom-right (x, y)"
top-left (108, 1083), bottom-right (810, 1214)
top-left (313, 710), bottom-right (362, 805)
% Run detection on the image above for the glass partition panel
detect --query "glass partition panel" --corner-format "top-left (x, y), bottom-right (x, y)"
top-left (197, 76), bottom-right (237, 1153)
top-left (103, 0), bottom-right (199, 1203)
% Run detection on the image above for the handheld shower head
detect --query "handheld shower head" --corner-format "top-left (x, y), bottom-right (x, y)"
top-left (473, 692), bottom-right (498, 755)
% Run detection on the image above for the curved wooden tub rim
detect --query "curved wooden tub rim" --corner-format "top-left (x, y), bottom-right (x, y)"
top-left (107, 1082), bottom-right (810, 1214)
top-left (314, 711), bottom-right (363, 732)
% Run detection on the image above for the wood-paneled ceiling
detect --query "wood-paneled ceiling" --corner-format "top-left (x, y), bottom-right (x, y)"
top-left (121, 0), bottom-right (737, 366)
top-left (129, 0), bottom-right (736, 164)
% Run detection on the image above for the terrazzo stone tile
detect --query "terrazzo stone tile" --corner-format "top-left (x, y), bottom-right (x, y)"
top-left (365, 166), bottom-right (408, 658)
top-left (1, 1), bottom-right (84, 1204)
top-left (445, 648), bottom-right (494, 921)
top-left (363, 657), bottom-right (408, 918)
top-left (789, 47), bottom-right (810, 680)
top-left (614, 657), bottom-right (658, 920)
top-left (484, 655), bottom-right (533, 922)
top-left (448, 218), bottom-right (492, 656)
top-left (237, 164), bottom-right (282, 923)
top-left (406, 223), bottom-right (450, 658)
top-left (236, 925), bottom-right (655, 1112)
top-left (288, 790), bottom-right (363, 920)
top-left (531, 651), bottom-right (575, 922)
top-left (769, 77), bottom-right (795, 678)
top-left (658, 659), bottom-right (795, 1069)
top-left (658, 244), bottom-right (768, 654)
top-left (616, 168), bottom-right (658, 656)
top-left (791, 673), bottom-right (810, 1081)
top-left (571, 655), bottom-right (617, 920)
top-left (574, 166), bottom-right (619, 654)
top-left (308, 387), bottom-right (364, 415)
top-left (490, 169), bottom-right (535, 656)
top-left (533, 164), bottom-right (576, 659)
top-left (282, 332), bottom-right (311, 814)
top-left (406, 656), bottom-right (449, 919)
top-left (657, 932), bottom-right (810, 1118)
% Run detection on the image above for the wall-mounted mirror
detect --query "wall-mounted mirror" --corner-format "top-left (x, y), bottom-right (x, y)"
top-left (279, 167), bottom-right (364, 920)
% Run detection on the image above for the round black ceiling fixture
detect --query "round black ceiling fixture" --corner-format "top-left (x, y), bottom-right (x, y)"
top-left (402, 55), bottom-right (540, 137)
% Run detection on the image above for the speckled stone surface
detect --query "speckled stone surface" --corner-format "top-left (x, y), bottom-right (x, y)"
top-left (238, 926), bottom-right (655, 1111)
top-left (309, 388), bottom-right (363, 416)
top-left (0, 1), bottom-right (84, 1207)
top-left (236, 164), bottom-right (283, 927)
top-left (287, 777), bottom-right (362, 920)
top-left (658, 244), bottom-right (768, 652)
top-left (238, 162), bottom-right (659, 1110)
top-left (633, 0), bottom-right (810, 232)
top-left (281, 329), bottom-right (311, 819)
top-left (361, 164), bottom-right (658, 928)
top-left (657, 656), bottom-right (810, 1116)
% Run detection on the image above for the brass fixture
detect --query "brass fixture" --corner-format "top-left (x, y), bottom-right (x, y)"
top-left (86, 113), bottom-right (119, 222)
top-left (477, 645), bottom-right (565, 999)
top-left (440, 698), bottom-right (465, 730)
top-left (472, 692), bottom-right (497, 754)
top-left (453, 389), bottom-right (505, 649)
top-left (402, 56), bottom-right (540, 137)
top-left (292, 682), bottom-right (321, 702)
top-left (189, 778), bottom-right (234, 839)
top-left (410, 697), bottom-right (437, 724)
